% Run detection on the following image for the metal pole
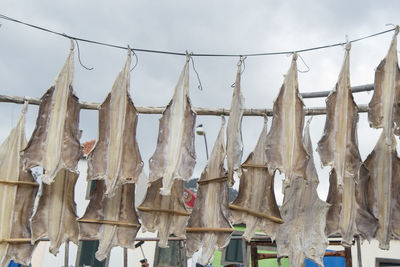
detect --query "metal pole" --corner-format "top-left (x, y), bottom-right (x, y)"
top-left (356, 235), bottom-right (363, 267)
top-left (203, 134), bottom-right (209, 160)
top-left (123, 248), bottom-right (128, 267)
top-left (64, 241), bottom-right (69, 267)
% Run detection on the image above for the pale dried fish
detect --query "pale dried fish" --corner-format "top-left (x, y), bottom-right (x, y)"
top-left (186, 117), bottom-right (233, 265)
top-left (148, 55), bottom-right (196, 195)
top-left (138, 179), bottom-right (190, 248)
top-left (87, 50), bottom-right (143, 196)
top-left (230, 117), bottom-right (282, 241)
top-left (276, 119), bottom-right (329, 267)
top-left (362, 132), bottom-right (400, 249)
top-left (266, 53), bottom-right (308, 183)
top-left (21, 41), bottom-right (82, 184)
top-left (317, 43), bottom-right (362, 187)
top-left (0, 103), bottom-right (38, 267)
top-left (226, 59), bottom-right (245, 185)
top-left (79, 180), bottom-right (140, 261)
top-left (368, 27), bottom-right (400, 141)
top-left (30, 169), bottom-right (79, 255)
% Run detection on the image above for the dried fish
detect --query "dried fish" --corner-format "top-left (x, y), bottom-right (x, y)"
top-left (186, 117), bottom-right (233, 265)
top-left (362, 132), bottom-right (400, 249)
top-left (325, 165), bottom-right (378, 246)
top-left (276, 119), bottom-right (329, 267)
top-left (30, 169), bottom-right (79, 255)
top-left (226, 59), bottom-right (245, 185)
top-left (138, 179), bottom-right (190, 247)
top-left (0, 103), bottom-right (38, 267)
top-left (148, 55), bottom-right (196, 195)
top-left (230, 117), bottom-right (282, 241)
top-left (368, 27), bottom-right (400, 141)
top-left (317, 43), bottom-right (362, 188)
top-left (79, 180), bottom-right (140, 261)
top-left (266, 53), bottom-right (308, 183)
top-left (21, 41), bottom-right (82, 184)
top-left (87, 50), bottom-right (143, 196)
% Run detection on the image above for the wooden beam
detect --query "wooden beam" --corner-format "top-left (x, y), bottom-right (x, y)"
top-left (0, 83), bottom-right (372, 116)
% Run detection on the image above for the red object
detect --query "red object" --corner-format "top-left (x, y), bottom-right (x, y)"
top-left (184, 189), bottom-right (196, 208)
top-left (82, 139), bottom-right (96, 155)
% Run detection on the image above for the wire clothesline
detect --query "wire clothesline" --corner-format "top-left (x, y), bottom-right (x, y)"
top-left (0, 14), bottom-right (397, 57)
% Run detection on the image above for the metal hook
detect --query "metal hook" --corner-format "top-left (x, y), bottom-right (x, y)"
top-left (231, 56), bottom-right (246, 88)
top-left (74, 39), bottom-right (93, 70)
top-left (297, 53), bottom-right (310, 73)
top-left (129, 47), bottom-right (139, 72)
top-left (189, 52), bottom-right (203, 91)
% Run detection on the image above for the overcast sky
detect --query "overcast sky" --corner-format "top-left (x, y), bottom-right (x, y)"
top-left (0, 0), bottom-right (399, 265)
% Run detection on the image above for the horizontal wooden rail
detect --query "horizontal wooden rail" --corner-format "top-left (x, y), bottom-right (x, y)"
top-left (0, 83), bottom-right (372, 116)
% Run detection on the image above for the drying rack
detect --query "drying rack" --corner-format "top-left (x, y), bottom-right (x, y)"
top-left (0, 83), bottom-right (373, 267)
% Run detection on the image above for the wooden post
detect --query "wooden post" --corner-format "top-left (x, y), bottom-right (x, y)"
top-left (123, 248), bottom-right (128, 267)
top-left (345, 246), bottom-right (352, 267)
top-left (250, 242), bottom-right (258, 267)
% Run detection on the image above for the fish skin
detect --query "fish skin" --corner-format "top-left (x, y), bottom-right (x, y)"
top-left (30, 169), bottom-right (79, 255)
top-left (276, 119), bottom-right (329, 267)
top-left (363, 132), bottom-right (400, 249)
top-left (226, 62), bottom-right (245, 186)
top-left (325, 166), bottom-right (378, 246)
top-left (317, 45), bottom-right (362, 188)
top-left (368, 29), bottom-right (400, 140)
top-left (148, 56), bottom-right (196, 195)
top-left (186, 117), bottom-right (233, 265)
top-left (230, 117), bottom-right (281, 241)
top-left (79, 180), bottom-right (140, 261)
top-left (87, 51), bottom-right (143, 197)
top-left (0, 103), bottom-right (38, 267)
top-left (21, 43), bottom-right (82, 184)
top-left (266, 53), bottom-right (308, 183)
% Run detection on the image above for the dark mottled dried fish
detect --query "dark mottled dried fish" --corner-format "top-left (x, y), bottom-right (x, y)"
top-left (226, 59), bottom-right (245, 185)
top-left (0, 103), bottom-right (38, 267)
top-left (230, 117), bottom-right (282, 241)
top-left (266, 53), bottom-right (308, 183)
top-left (30, 169), bottom-right (79, 255)
top-left (317, 43), bottom-right (362, 188)
top-left (362, 132), bottom-right (400, 249)
top-left (21, 41), bottom-right (82, 184)
top-left (326, 166), bottom-right (378, 246)
top-left (368, 28), bottom-right (400, 140)
top-left (138, 179), bottom-right (190, 247)
top-left (87, 50), bottom-right (143, 196)
top-left (148, 55), bottom-right (196, 195)
top-left (79, 180), bottom-right (140, 261)
top-left (276, 119), bottom-right (329, 267)
top-left (186, 117), bottom-right (233, 264)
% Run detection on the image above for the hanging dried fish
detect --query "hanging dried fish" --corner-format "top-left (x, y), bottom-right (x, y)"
top-left (226, 59), bottom-right (245, 185)
top-left (362, 132), bottom-right (400, 249)
top-left (317, 43), bottom-right (362, 188)
top-left (148, 55), bottom-right (196, 195)
top-left (0, 103), bottom-right (38, 267)
top-left (87, 49), bottom-right (143, 197)
top-left (266, 53), bottom-right (308, 183)
top-left (186, 117), bottom-right (233, 265)
top-left (276, 119), bottom-right (329, 267)
top-left (325, 165), bottom-right (378, 246)
top-left (78, 180), bottom-right (140, 261)
top-left (368, 27), bottom-right (400, 141)
top-left (21, 41), bottom-right (83, 184)
top-left (137, 179), bottom-right (190, 247)
top-left (30, 169), bottom-right (79, 255)
top-left (230, 116), bottom-right (282, 241)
